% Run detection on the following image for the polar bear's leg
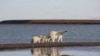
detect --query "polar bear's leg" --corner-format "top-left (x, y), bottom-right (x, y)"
top-left (37, 39), bottom-right (40, 43)
top-left (33, 39), bottom-right (36, 43)
top-left (57, 35), bottom-right (63, 42)
top-left (52, 38), bottom-right (55, 42)
top-left (59, 35), bottom-right (63, 42)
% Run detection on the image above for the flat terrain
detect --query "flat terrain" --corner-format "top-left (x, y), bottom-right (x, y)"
top-left (0, 42), bottom-right (100, 50)
top-left (0, 20), bottom-right (100, 24)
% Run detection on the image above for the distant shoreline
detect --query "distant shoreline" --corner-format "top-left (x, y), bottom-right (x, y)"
top-left (0, 20), bottom-right (100, 24)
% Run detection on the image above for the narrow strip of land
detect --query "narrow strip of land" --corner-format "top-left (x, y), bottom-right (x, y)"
top-left (0, 20), bottom-right (100, 24)
top-left (0, 42), bottom-right (100, 50)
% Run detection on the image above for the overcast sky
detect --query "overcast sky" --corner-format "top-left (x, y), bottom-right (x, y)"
top-left (0, 0), bottom-right (100, 21)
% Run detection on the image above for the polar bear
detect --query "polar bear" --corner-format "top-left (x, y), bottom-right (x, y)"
top-left (41, 35), bottom-right (51, 43)
top-left (49, 31), bottom-right (67, 42)
top-left (31, 35), bottom-right (43, 43)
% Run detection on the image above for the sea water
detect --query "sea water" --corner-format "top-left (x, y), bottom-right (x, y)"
top-left (0, 24), bottom-right (100, 56)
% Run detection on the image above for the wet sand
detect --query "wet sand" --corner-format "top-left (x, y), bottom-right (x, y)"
top-left (0, 42), bottom-right (100, 50)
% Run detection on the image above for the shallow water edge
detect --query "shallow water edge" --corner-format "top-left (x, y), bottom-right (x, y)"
top-left (0, 42), bottom-right (100, 50)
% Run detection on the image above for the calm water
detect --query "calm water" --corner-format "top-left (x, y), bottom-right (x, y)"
top-left (0, 24), bottom-right (100, 56)
top-left (0, 46), bottom-right (100, 56)
top-left (0, 24), bottom-right (100, 44)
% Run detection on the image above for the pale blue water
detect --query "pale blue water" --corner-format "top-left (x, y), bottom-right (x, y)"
top-left (0, 24), bottom-right (100, 56)
top-left (0, 24), bottom-right (100, 44)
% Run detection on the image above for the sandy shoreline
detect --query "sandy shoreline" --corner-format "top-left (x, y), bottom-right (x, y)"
top-left (0, 42), bottom-right (100, 50)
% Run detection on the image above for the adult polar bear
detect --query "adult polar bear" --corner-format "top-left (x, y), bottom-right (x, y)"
top-left (49, 31), bottom-right (67, 42)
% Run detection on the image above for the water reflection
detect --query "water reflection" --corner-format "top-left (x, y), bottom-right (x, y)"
top-left (31, 47), bottom-right (62, 56)
top-left (0, 46), bottom-right (100, 56)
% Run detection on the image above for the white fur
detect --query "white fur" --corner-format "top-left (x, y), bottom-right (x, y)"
top-left (31, 31), bottom-right (67, 43)
top-left (41, 36), bottom-right (51, 43)
top-left (49, 31), bottom-right (66, 42)
top-left (57, 35), bottom-right (63, 42)
top-left (32, 35), bottom-right (42, 43)
top-left (32, 35), bottom-right (51, 43)
top-left (49, 31), bottom-right (58, 42)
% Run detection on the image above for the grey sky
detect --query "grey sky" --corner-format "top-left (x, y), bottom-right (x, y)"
top-left (0, 0), bottom-right (100, 21)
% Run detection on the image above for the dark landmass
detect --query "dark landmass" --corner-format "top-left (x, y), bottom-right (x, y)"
top-left (0, 42), bottom-right (100, 50)
top-left (0, 20), bottom-right (100, 24)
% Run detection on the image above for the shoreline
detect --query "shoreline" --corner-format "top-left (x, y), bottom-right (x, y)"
top-left (0, 20), bottom-right (100, 24)
top-left (0, 42), bottom-right (100, 50)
